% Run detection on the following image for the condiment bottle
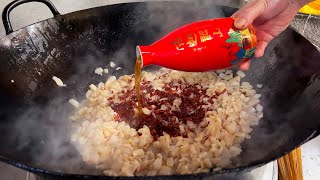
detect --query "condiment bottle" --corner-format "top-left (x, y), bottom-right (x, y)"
top-left (136, 17), bottom-right (257, 72)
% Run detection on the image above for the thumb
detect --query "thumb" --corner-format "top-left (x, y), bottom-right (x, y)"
top-left (232, 0), bottom-right (267, 29)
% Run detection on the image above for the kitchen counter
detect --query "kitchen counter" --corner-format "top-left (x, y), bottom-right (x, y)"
top-left (0, 0), bottom-right (319, 180)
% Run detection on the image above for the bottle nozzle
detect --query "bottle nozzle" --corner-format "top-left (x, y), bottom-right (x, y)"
top-left (136, 45), bottom-right (153, 68)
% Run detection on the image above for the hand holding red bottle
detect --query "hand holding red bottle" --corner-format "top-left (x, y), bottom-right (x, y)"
top-left (233, 0), bottom-right (313, 70)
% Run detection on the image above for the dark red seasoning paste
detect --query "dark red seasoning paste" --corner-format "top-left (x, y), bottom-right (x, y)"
top-left (109, 79), bottom-right (226, 140)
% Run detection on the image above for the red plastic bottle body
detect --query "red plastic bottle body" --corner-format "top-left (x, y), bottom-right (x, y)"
top-left (137, 18), bottom-right (257, 72)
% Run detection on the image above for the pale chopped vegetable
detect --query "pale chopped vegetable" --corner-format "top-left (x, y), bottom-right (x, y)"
top-left (256, 84), bottom-right (263, 88)
top-left (142, 108), bottom-right (152, 115)
top-left (236, 70), bottom-right (246, 78)
top-left (52, 76), bottom-right (66, 87)
top-left (69, 99), bottom-right (80, 108)
top-left (110, 61), bottom-right (116, 68)
top-left (71, 68), bottom-right (263, 176)
top-left (89, 84), bottom-right (97, 91)
top-left (95, 67), bottom-right (104, 75)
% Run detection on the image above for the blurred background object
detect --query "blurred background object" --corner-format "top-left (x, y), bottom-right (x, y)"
top-left (299, 0), bottom-right (320, 15)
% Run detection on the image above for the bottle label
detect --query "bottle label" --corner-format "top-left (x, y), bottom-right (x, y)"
top-left (226, 27), bottom-right (257, 64)
top-left (140, 18), bottom-right (258, 71)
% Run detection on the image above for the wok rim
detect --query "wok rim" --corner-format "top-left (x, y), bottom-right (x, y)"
top-left (0, 129), bottom-right (317, 178)
top-left (0, 1), bottom-right (319, 178)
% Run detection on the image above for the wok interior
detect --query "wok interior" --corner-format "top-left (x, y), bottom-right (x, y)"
top-left (0, 1), bottom-right (320, 176)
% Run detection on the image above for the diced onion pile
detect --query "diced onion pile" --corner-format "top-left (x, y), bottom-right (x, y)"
top-left (70, 68), bottom-right (263, 176)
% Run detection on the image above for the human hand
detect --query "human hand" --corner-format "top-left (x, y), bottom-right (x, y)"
top-left (233, 0), bottom-right (313, 70)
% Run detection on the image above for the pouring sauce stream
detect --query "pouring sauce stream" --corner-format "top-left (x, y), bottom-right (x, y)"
top-left (135, 56), bottom-right (143, 116)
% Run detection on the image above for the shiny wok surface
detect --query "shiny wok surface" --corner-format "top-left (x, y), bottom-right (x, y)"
top-left (0, 1), bottom-right (320, 179)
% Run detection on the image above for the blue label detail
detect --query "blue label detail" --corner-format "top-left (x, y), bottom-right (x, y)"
top-left (231, 47), bottom-right (256, 65)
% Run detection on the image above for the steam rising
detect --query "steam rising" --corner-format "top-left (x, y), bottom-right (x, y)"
top-left (3, 0), bottom-right (319, 177)
top-left (7, 99), bottom-right (79, 172)
top-left (2, 1), bottom-right (237, 175)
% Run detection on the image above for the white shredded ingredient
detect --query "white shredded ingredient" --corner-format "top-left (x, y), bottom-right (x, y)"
top-left (256, 84), bottom-right (263, 88)
top-left (52, 76), bottom-right (66, 87)
top-left (110, 61), bottom-right (116, 68)
top-left (69, 99), bottom-right (80, 108)
top-left (236, 70), bottom-right (246, 78)
top-left (142, 108), bottom-right (152, 115)
top-left (95, 67), bottom-right (104, 75)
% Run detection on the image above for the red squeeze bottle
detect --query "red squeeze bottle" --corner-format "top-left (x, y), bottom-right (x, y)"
top-left (136, 17), bottom-right (257, 72)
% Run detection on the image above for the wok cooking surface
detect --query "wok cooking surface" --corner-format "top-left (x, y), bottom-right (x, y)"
top-left (0, 0), bottom-right (320, 179)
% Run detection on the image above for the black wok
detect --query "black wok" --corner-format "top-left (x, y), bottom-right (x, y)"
top-left (0, 0), bottom-right (320, 179)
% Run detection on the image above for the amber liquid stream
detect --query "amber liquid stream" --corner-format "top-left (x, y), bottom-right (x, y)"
top-left (135, 56), bottom-right (143, 116)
